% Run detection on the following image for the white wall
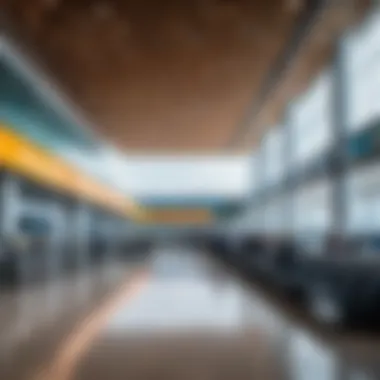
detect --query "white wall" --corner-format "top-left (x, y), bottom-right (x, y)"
top-left (120, 155), bottom-right (251, 197)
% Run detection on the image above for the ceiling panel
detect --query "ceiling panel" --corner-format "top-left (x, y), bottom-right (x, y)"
top-left (1, 0), bottom-right (370, 153)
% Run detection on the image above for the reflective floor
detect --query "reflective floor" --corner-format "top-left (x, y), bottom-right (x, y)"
top-left (1, 245), bottom-right (380, 379)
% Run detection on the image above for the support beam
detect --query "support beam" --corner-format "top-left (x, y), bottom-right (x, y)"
top-left (0, 173), bottom-right (22, 255)
top-left (331, 38), bottom-right (349, 242)
top-left (282, 110), bottom-right (295, 237)
top-left (0, 173), bottom-right (22, 283)
top-left (72, 202), bottom-right (91, 268)
top-left (227, 0), bottom-right (328, 149)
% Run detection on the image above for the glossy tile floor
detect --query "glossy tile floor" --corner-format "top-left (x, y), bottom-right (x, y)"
top-left (1, 244), bottom-right (380, 380)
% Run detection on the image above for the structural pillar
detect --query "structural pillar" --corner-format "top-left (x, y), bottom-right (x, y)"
top-left (0, 173), bottom-right (21, 253)
top-left (282, 108), bottom-right (295, 240)
top-left (257, 136), bottom-right (268, 235)
top-left (104, 217), bottom-right (119, 260)
top-left (0, 173), bottom-right (23, 283)
top-left (331, 38), bottom-right (349, 247)
top-left (72, 202), bottom-right (91, 269)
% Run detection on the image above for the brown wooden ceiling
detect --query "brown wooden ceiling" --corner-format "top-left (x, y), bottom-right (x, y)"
top-left (1, 0), bottom-right (370, 153)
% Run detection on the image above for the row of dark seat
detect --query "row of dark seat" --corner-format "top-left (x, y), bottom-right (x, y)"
top-left (206, 234), bottom-right (380, 328)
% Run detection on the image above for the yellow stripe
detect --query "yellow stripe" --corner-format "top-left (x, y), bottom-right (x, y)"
top-left (0, 124), bottom-right (146, 220)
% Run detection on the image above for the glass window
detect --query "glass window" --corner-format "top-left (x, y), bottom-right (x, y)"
top-left (344, 8), bottom-right (380, 131)
top-left (250, 153), bottom-right (261, 194)
top-left (294, 179), bottom-right (333, 236)
top-left (289, 70), bottom-right (333, 169)
top-left (346, 162), bottom-right (380, 233)
top-left (238, 204), bottom-right (265, 233)
top-left (18, 216), bottom-right (50, 236)
top-left (264, 196), bottom-right (285, 233)
top-left (262, 127), bottom-right (284, 187)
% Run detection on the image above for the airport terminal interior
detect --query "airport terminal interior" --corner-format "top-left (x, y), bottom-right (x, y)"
top-left (2, 1), bottom-right (380, 379)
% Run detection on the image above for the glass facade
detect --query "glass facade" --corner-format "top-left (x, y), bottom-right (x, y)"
top-left (291, 70), bottom-right (333, 241)
top-left (261, 127), bottom-right (286, 234)
top-left (293, 180), bottom-right (332, 236)
top-left (262, 127), bottom-right (284, 187)
top-left (289, 70), bottom-right (333, 170)
top-left (263, 195), bottom-right (285, 234)
top-left (345, 9), bottom-right (380, 132)
top-left (238, 4), bottom-right (380, 243)
top-left (346, 163), bottom-right (380, 233)
top-left (344, 7), bottom-right (380, 234)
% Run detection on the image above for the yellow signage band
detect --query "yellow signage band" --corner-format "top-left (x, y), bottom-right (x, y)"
top-left (0, 124), bottom-right (213, 225)
top-left (0, 124), bottom-right (146, 221)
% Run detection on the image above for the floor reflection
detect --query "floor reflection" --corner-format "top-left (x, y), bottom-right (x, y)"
top-left (0, 257), bottom-right (145, 380)
top-left (2, 245), bottom-right (380, 379)
top-left (79, 245), bottom-right (380, 380)
top-left (108, 247), bottom-right (247, 332)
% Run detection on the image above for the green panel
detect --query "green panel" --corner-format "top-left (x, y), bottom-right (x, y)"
top-left (0, 59), bottom-right (108, 184)
top-left (0, 60), bottom-right (93, 154)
